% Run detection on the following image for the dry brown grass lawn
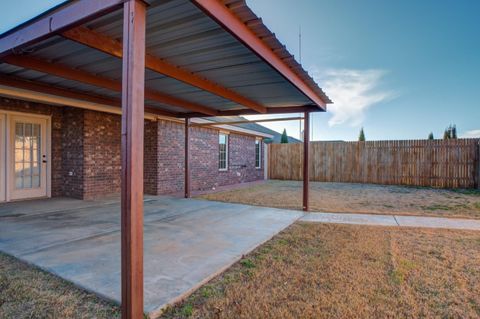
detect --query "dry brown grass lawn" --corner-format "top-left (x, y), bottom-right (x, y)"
top-left (162, 223), bottom-right (480, 319)
top-left (0, 252), bottom-right (120, 319)
top-left (199, 180), bottom-right (480, 219)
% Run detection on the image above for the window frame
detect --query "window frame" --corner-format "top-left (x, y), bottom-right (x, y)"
top-left (218, 132), bottom-right (229, 171)
top-left (255, 138), bottom-right (262, 169)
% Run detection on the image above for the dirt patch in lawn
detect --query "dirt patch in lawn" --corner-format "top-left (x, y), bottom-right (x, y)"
top-left (0, 253), bottom-right (120, 319)
top-left (199, 180), bottom-right (480, 219)
top-left (162, 223), bottom-right (480, 319)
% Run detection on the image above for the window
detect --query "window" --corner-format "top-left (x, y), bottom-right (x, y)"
top-left (15, 122), bottom-right (42, 189)
top-left (255, 139), bottom-right (261, 169)
top-left (219, 133), bottom-right (228, 170)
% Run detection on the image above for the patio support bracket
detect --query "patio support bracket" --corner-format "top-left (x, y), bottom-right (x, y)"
top-left (120, 1), bottom-right (146, 318)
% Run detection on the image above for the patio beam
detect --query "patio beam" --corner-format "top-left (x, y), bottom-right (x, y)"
top-left (0, 75), bottom-right (179, 118)
top-left (3, 55), bottom-right (218, 116)
top-left (192, 116), bottom-right (304, 127)
top-left (0, 0), bottom-right (124, 59)
top-left (121, 1), bottom-right (146, 318)
top-left (185, 118), bottom-right (191, 198)
top-left (62, 26), bottom-right (267, 113)
top-left (303, 112), bottom-right (310, 211)
top-left (192, 0), bottom-right (327, 110)
top-left (182, 105), bottom-right (323, 118)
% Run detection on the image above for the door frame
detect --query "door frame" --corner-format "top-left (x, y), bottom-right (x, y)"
top-left (3, 110), bottom-right (51, 201)
top-left (0, 113), bottom-right (5, 202)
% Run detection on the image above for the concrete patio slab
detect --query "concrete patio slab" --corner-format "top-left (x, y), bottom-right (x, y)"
top-left (0, 196), bottom-right (302, 317)
top-left (0, 196), bottom-right (119, 218)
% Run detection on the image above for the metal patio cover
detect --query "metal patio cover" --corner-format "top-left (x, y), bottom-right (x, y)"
top-left (0, 0), bottom-right (331, 118)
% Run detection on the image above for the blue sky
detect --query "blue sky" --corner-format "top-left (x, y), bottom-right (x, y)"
top-left (245, 0), bottom-right (480, 140)
top-left (1, 1), bottom-right (479, 141)
top-left (0, 1), bottom-right (66, 35)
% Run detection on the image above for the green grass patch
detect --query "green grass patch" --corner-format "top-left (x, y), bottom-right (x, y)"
top-left (390, 258), bottom-right (416, 285)
top-left (240, 258), bottom-right (255, 269)
top-left (180, 303), bottom-right (193, 317)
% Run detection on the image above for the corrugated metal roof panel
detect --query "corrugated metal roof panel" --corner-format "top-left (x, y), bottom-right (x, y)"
top-left (0, 0), bottom-right (331, 116)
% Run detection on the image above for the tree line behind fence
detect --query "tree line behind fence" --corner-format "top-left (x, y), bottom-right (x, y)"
top-left (268, 139), bottom-right (480, 189)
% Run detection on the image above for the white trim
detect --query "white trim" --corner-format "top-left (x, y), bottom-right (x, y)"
top-left (218, 132), bottom-right (229, 171)
top-left (0, 113), bottom-right (5, 202)
top-left (4, 112), bottom-right (51, 201)
top-left (218, 129), bottom-right (230, 135)
top-left (0, 85), bottom-right (158, 121)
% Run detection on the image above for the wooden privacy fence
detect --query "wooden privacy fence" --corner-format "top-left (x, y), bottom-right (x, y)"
top-left (268, 139), bottom-right (480, 189)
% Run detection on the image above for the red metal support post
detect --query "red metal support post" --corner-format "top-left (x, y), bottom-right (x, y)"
top-left (121, 1), bottom-right (146, 318)
top-left (185, 118), bottom-right (191, 198)
top-left (303, 112), bottom-right (310, 211)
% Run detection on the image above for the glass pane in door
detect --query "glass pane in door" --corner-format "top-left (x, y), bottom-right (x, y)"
top-left (14, 122), bottom-right (41, 189)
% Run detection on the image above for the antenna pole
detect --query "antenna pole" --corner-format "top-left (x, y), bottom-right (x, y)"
top-left (299, 25), bottom-right (302, 64)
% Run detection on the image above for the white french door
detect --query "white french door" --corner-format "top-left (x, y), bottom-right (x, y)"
top-left (0, 113), bottom-right (5, 202)
top-left (7, 115), bottom-right (49, 201)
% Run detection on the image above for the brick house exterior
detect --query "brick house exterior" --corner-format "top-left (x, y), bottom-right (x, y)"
top-left (0, 97), bottom-right (265, 200)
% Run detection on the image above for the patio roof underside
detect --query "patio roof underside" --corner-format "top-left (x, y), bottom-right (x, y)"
top-left (0, 0), bottom-right (331, 118)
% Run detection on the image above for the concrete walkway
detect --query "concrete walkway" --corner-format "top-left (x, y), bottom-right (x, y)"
top-left (301, 212), bottom-right (480, 230)
top-left (0, 196), bottom-right (302, 317)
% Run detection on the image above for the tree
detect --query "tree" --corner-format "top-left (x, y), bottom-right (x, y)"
top-left (443, 124), bottom-right (458, 140)
top-left (451, 124), bottom-right (457, 139)
top-left (443, 128), bottom-right (450, 140)
top-left (280, 129), bottom-right (289, 143)
top-left (358, 127), bottom-right (366, 142)
top-left (428, 132), bottom-right (434, 140)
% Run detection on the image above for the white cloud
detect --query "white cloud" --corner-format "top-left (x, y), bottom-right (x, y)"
top-left (312, 68), bottom-right (396, 127)
top-left (460, 130), bottom-right (480, 138)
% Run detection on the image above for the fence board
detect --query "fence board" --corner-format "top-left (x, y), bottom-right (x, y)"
top-left (268, 139), bottom-right (480, 189)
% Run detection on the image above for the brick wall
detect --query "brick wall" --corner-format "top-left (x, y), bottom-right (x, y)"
top-left (144, 120), bottom-right (158, 195)
top-left (156, 121), bottom-right (265, 193)
top-left (1, 97), bottom-right (265, 200)
top-left (190, 126), bottom-right (264, 191)
top-left (156, 120), bottom-right (185, 194)
top-left (81, 111), bottom-right (158, 199)
top-left (62, 107), bottom-right (84, 198)
top-left (82, 110), bottom-right (122, 199)
top-left (190, 126), bottom-right (217, 191)
top-left (146, 121), bottom-right (264, 194)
